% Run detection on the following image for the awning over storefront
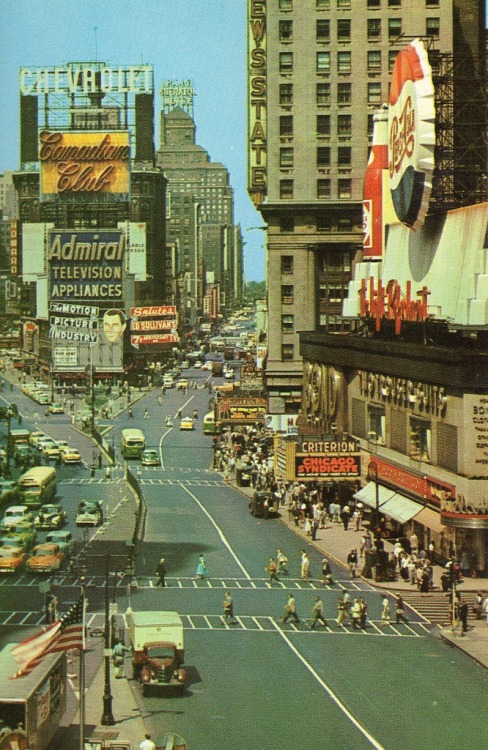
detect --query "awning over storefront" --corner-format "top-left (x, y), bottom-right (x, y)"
top-left (380, 493), bottom-right (422, 523)
top-left (414, 506), bottom-right (445, 533)
top-left (354, 482), bottom-right (396, 509)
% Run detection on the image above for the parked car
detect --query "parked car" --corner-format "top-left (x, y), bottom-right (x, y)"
top-left (26, 543), bottom-right (64, 573)
top-left (141, 449), bottom-right (160, 466)
top-left (176, 379), bottom-right (188, 390)
top-left (47, 402), bottom-right (64, 414)
top-left (1, 521), bottom-right (37, 549)
top-left (0, 547), bottom-right (27, 574)
top-left (0, 480), bottom-right (18, 503)
top-left (45, 530), bottom-right (75, 558)
top-left (76, 500), bottom-right (103, 527)
top-left (34, 503), bottom-right (67, 530)
top-left (0, 505), bottom-right (33, 530)
top-left (249, 491), bottom-right (278, 518)
top-left (41, 441), bottom-right (61, 460)
top-left (179, 417), bottom-right (195, 431)
top-left (30, 431), bottom-right (47, 447)
top-left (60, 447), bottom-right (81, 464)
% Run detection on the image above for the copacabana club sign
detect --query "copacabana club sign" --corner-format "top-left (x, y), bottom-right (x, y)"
top-left (39, 130), bottom-right (130, 196)
top-left (20, 64), bottom-right (153, 95)
top-left (388, 39), bottom-right (435, 231)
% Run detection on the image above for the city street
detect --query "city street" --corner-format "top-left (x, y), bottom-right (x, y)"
top-left (1, 371), bottom-right (487, 749)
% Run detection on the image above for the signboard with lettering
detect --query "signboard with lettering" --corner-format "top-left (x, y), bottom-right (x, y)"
top-left (217, 396), bottom-right (267, 424)
top-left (247, 0), bottom-right (267, 206)
top-left (49, 231), bottom-right (123, 303)
top-left (131, 333), bottom-right (180, 347)
top-left (20, 64), bottom-right (154, 96)
top-left (40, 130), bottom-right (130, 198)
top-left (296, 454), bottom-right (360, 478)
top-left (53, 346), bottom-right (78, 367)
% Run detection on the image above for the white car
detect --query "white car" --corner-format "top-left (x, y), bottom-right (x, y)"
top-left (1, 506), bottom-right (33, 530)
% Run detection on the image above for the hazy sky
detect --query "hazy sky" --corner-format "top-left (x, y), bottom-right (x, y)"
top-left (0, 0), bottom-right (266, 281)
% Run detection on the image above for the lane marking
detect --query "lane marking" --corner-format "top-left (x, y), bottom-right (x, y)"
top-left (270, 619), bottom-right (387, 750)
top-left (180, 484), bottom-right (252, 580)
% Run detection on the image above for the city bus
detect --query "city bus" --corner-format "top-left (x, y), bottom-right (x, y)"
top-left (202, 412), bottom-right (219, 435)
top-left (120, 428), bottom-right (146, 459)
top-left (17, 466), bottom-right (57, 508)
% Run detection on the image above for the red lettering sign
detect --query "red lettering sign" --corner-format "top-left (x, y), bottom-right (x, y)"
top-left (359, 276), bottom-right (430, 334)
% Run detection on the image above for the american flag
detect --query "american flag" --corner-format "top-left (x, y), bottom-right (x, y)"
top-left (10, 595), bottom-right (85, 679)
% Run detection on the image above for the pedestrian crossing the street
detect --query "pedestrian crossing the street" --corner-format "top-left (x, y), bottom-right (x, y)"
top-left (0, 608), bottom-right (429, 638)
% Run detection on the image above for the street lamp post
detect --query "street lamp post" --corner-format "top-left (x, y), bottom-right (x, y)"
top-left (101, 553), bottom-right (114, 725)
top-left (368, 460), bottom-right (381, 550)
top-left (5, 407), bottom-right (14, 478)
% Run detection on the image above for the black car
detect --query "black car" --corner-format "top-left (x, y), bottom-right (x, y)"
top-left (249, 491), bottom-right (278, 518)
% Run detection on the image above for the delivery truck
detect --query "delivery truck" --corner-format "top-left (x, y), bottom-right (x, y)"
top-left (125, 609), bottom-right (186, 695)
top-left (0, 644), bottom-right (67, 750)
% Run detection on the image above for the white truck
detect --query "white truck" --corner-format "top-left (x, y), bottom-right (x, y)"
top-left (125, 609), bottom-right (186, 694)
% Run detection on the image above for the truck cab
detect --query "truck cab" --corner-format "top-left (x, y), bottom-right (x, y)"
top-left (126, 610), bottom-right (186, 695)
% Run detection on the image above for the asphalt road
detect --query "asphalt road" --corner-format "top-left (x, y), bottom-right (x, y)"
top-left (1, 370), bottom-right (487, 750)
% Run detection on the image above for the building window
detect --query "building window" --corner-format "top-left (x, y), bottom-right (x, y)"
top-left (282, 314), bottom-right (294, 332)
top-left (280, 52), bottom-right (293, 72)
top-left (367, 0), bottom-right (380, 6)
top-left (281, 255), bottom-right (294, 273)
top-left (280, 147), bottom-right (294, 167)
top-left (338, 147), bottom-right (351, 165)
top-left (281, 285), bottom-right (294, 304)
top-left (426, 17), bottom-right (440, 36)
top-left (280, 216), bottom-right (295, 232)
top-left (317, 214), bottom-right (332, 231)
top-left (338, 178), bottom-right (352, 198)
top-left (338, 216), bottom-right (352, 231)
top-left (337, 0), bottom-right (351, 7)
top-left (337, 51), bottom-right (351, 73)
top-left (280, 179), bottom-right (294, 199)
top-left (338, 114), bottom-right (352, 136)
top-left (409, 418), bottom-right (431, 463)
top-left (389, 0), bottom-right (401, 5)
top-left (337, 19), bottom-right (351, 41)
top-left (279, 83), bottom-right (293, 105)
top-left (426, 0), bottom-right (439, 6)
top-left (368, 82), bottom-right (382, 103)
top-left (316, 0), bottom-right (330, 7)
top-left (280, 115), bottom-right (293, 136)
top-left (317, 82), bottom-right (331, 104)
top-left (367, 406), bottom-right (386, 445)
top-left (279, 20), bottom-right (293, 40)
top-left (367, 114), bottom-right (375, 137)
top-left (317, 179), bottom-right (331, 198)
top-left (317, 147), bottom-right (331, 167)
top-left (317, 114), bottom-right (331, 135)
top-left (388, 18), bottom-right (402, 38)
top-left (317, 19), bottom-right (330, 40)
top-left (367, 18), bottom-right (381, 38)
top-left (282, 343), bottom-right (294, 360)
top-left (337, 82), bottom-right (351, 104)
top-left (388, 50), bottom-right (398, 71)
top-left (368, 50), bottom-right (381, 71)
top-left (317, 52), bottom-right (331, 73)
top-left (279, 0), bottom-right (293, 8)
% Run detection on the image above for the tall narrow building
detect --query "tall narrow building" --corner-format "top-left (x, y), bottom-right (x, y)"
top-left (247, 0), bottom-right (486, 416)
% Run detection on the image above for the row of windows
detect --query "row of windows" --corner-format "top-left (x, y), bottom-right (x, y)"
top-left (280, 146), bottom-right (353, 168)
top-left (279, 0), bottom-right (438, 9)
top-left (279, 216), bottom-right (356, 233)
top-left (280, 111), bottom-right (379, 142)
top-left (279, 17), bottom-right (439, 44)
top-left (280, 179), bottom-right (353, 199)
top-left (281, 251), bottom-right (352, 274)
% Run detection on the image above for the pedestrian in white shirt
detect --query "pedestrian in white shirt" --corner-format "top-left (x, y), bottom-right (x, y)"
top-left (140, 734), bottom-right (156, 750)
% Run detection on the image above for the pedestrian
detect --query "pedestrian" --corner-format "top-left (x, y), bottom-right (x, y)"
top-left (336, 595), bottom-right (349, 626)
top-left (139, 734), bottom-right (156, 750)
top-left (267, 557), bottom-right (280, 585)
top-left (340, 504), bottom-right (350, 530)
top-left (105, 466), bottom-right (112, 481)
top-left (176, 407), bottom-right (182, 419)
top-left (301, 552), bottom-right (311, 581)
top-left (45, 592), bottom-right (58, 624)
top-left (98, 454), bottom-right (103, 469)
top-left (310, 596), bottom-right (328, 629)
top-left (112, 640), bottom-right (130, 678)
top-left (394, 594), bottom-right (408, 624)
top-left (282, 594), bottom-right (300, 624)
top-left (351, 598), bottom-right (362, 629)
top-left (459, 600), bottom-right (469, 634)
top-left (128, 407), bottom-right (133, 419)
top-left (347, 548), bottom-right (358, 578)
top-left (222, 591), bottom-right (237, 624)
top-left (276, 549), bottom-right (289, 575)
top-left (381, 596), bottom-right (391, 626)
top-left (165, 414), bottom-right (173, 426)
top-left (321, 558), bottom-right (333, 586)
top-left (155, 557), bottom-right (167, 587)
top-left (158, 395), bottom-right (163, 406)
top-left (359, 597), bottom-right (368, 628)
top-left (195, 553), bottom-right (208, 579)
top-left (144, 408), bottom-right (149, 419)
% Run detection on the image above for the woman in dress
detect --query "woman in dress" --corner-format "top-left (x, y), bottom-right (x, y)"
top-left (196, 553), bottom-right (208, 579)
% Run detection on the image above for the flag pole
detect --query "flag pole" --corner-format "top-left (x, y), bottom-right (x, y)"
top-left (79, 577), bottom-right (86, 750)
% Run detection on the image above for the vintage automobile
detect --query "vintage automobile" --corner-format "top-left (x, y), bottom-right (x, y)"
top-left (0, 505), bottom-right (33, 530)
top-left (76, 500), bottom-right (103, 527)
top-left (0, 480), bottom-right (18, 503)
top-left (175, 379), bottom-right (189, 391)
top-left (34, 504), bottom-right (67, 530)
top-left (0, 547), bottom-right (27, 574)
top-left (45, 530), bottom-right (75, 558)
top-left (41, 441), bottom-right (62, 461)
top-left (1, 521), bottom-right (37, 549)
top-left (26, 543), bottom-right (64, 573)
top-left (60, 447), bottom-right (81, 464)
top-left (141, 449), bottom-right (160, 466)
top-left (248, 491), bottom-right (278, 518)
top-left (179, 417), bottom-right (195, 431)
top-left (47, 402), bottom-right (64, 414)
top-left (29, 431), bottom-right (47, 447)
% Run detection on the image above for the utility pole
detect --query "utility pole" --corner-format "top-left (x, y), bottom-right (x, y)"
top-left (101, 554), bottom-right (114, 725)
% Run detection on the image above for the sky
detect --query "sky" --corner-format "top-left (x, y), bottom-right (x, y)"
top-left (0, 0), bottom-right (266, 281)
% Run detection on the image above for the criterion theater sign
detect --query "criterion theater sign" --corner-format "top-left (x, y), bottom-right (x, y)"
top-left (39, 130), bottom-right (130, 197)
top-left (295, 437), bottom-right (361, 479)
